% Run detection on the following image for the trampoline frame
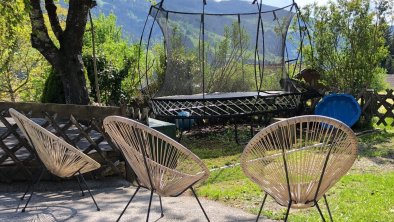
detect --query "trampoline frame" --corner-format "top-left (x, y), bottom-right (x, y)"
top-left (151, 91), bottom-right (303, 119)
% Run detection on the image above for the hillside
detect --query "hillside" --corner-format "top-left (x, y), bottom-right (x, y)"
top-left (91, 0), bottom-right (281, 41)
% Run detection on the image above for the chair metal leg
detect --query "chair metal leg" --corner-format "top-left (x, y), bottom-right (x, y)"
top-left (22, 169), bottom-right (45, 212)
top-left (78, 172), bottom-right (100, 211)
top-left (21, 167), bottom-right (45, 200)
top-left (324, 195), bottom-right (333, 222)
top-left (190, 187), bottom-right (210, 222)
top-left (146, 190), bottom-right (154, 222)
top-left (75, 175), bottom-right (85, 196)
top-left (315, 200), bottom-right (326, 222)
top-left (21, 183), bottom-right (32, 200)
top-left (116, 186), bottom-right (140, 222)
top-left (284, 201), bottom-right (292, 222)
top-left (256, 193), bottom-right (268, 222)
top-left (159, 195), bottom-right (164, 217)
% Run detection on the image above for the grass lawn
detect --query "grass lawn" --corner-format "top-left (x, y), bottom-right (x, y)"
top-left (181, 120), bottom-right (394, 221)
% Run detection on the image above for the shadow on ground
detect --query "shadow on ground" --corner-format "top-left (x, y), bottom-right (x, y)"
top-left (0, 177), bottom-right (263, 222)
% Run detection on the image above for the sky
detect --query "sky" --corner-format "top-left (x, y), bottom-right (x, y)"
top-left (296, 0), bottom-right (330, 7)
top-left (212, 0), bottom-right (332, 7)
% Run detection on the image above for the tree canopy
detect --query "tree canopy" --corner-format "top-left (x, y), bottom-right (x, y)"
top-left (302, 0), bottom-right (391, 93)
top-left (0, 0), bottom-right (48, 102)
top-left (83, 13), bottom-right (139, 105)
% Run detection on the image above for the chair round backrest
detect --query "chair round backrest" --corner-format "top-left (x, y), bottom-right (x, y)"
top-left (103, 116), bottom-right (209, 196)
top-left (241, 115), bottom-right (358, 209)
top-left (9, 108), bottom-right (100, 178)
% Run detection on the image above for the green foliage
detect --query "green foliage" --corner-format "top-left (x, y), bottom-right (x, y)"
top-left (41, 68), bottom-right (65, 104)
top-left (158, 25), bottom-right (201, 95)
top-left (384, 54), bottom-right (394, 74)
top-left (83, 13), bottom-right (139, 105)
top-left (382, 31), bottom-right (394, 74)
top-left (141, 43), bottom-right (166, 97)
top-left (0, 0), bottom-right (49, 102)
top-left (84, 55), bottom-right (132, 105)
top-left (158, 22), bottom-right (257, 96)
top-left (0, 0), bottom-right (27, 47)
top-left (302, 0), bottom-right (389, 93)
top-left (290, 173), bottom-right (394, 221)
top-left (379, 1), bottom-right (394, 74)
top-left (205, 22), bottom-right (256, 92)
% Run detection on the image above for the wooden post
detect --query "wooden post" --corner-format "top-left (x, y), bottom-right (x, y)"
top-left (142, 108), bottom-right (149, 124)
top-left (364, 89), bottom-right (375, 124)
top-left (89, 10), bottom-right (101, 104)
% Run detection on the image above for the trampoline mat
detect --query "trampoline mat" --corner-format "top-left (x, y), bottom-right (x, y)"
top-left (154, 91), bottom-right (288, 100)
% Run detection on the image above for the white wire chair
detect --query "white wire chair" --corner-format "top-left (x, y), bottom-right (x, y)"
top-left (103, 116), bottom-right (210, 222)
top-left (9, 108), bottom-right (101, 212)
top-left (241, 115), bottom-right (358, 221)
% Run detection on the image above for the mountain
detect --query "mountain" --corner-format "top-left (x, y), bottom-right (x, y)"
top-left (91, 0), bottom-right (282, 42)
top-left (92, 0), bottom-right (149, 41)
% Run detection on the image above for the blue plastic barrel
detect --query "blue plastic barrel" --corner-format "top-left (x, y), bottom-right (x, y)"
top-left (314, 93), bottom-right (361, 127)
top-left (175, 111), bottom-right (194, 131)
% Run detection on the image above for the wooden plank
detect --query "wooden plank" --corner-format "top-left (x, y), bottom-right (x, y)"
top-left (0, 102), bottom-right (123, 120)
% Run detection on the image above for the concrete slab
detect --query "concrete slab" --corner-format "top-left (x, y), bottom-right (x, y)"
top-left (0, 178), bottom-right (270, 222)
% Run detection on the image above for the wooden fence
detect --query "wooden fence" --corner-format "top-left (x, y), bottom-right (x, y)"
top-left (356, 89), bottom-right (394, 127)
top-left (0, 102), bottom-right (150, 183)
top-left (1, 90), bottom-right (392, 182)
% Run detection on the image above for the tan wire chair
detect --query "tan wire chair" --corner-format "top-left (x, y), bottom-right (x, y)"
top-left (103, 116), bottom-right (210, 222)
top-left (241, 115), bottom-right (358, 221)
top-left (9, 108), bottom-right (101, 212)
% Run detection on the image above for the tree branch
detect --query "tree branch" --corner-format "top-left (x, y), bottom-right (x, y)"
top-left (13, 48), bottom-right (35, 93)
top-left (45, 0), bottom-right (63, 41)
top-left (62, 0), bottom-right (96, 53)
top-left (29, 0), bottom-right (59, 66)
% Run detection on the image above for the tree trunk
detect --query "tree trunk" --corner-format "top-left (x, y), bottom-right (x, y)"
top-left (29, 0), bottom-right (95, 105)
top-left (55, 54), bottom-right (89, 104)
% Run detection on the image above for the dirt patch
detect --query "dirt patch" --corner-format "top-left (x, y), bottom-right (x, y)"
top-left (353, 142), bottom-right (394, 173)
top-left (352, 156), bottom-right (394, 173)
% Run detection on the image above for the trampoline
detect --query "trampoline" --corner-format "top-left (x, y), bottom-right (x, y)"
top-left (152, 91), bottom-right (302, 118)
top-left (138, 0), bottom-right (315, 119)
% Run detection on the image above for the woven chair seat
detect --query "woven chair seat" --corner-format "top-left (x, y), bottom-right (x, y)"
top-left (104, 116), bottom-right (211, 221)
top-left (141, 157), bottom-right (207, 196)
top-left (41, 146), bottom-right (100, 178)
top-left (103, 116), bottom-right (209, 197)
top-left (9, 108), bottom-right (101, 213)
top-left (241, 115), bottom-right (358, 217)
top-left (9, 109), bottom-right (100, 178)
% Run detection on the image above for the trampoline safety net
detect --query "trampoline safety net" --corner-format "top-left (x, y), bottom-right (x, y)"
top-left (139, 0), bottom-right (311, 118)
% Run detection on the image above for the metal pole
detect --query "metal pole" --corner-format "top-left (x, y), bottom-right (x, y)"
top-left (89, 10), bottom-right (101, 104)
top-left (202, 1), bottom-right (206, 99)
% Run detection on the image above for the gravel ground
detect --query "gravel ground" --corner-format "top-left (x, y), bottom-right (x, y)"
top-left (0, 178), bottom-right (273, 222)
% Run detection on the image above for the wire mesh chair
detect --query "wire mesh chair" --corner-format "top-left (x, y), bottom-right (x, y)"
top-left (103, 116), bottom-right (210, 222)
top-left (241, 115), bottom-right (358, 221)
top-left (9, 108), bottom-right (101, 212)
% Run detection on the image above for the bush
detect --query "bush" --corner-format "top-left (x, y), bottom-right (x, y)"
top-left (41, 68), bottom-right (65, 104)
top-left (302, 0), bottom-right (389, 93)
